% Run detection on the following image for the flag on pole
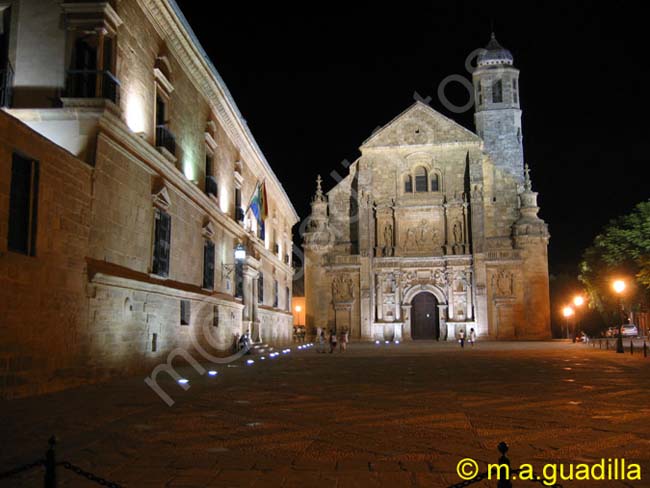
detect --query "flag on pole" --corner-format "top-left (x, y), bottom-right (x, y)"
top-left (247, 180), bottom-right (268, 225)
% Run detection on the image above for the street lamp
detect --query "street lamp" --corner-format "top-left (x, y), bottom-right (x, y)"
top-left (572, 295), bottom-right (585, 342)
top-left (612, 279), bottom-right (626, 353)
top-left (562, 306), bottom-right (574, 340)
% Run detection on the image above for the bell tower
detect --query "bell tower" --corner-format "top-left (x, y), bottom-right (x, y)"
top-left (473, 33), bottom-right (524, 184)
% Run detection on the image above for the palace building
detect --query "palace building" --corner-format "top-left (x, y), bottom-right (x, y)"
top-left (0, 0), bottom-right (297, 398)
top-left (303, 35), bottom-right (551, 342)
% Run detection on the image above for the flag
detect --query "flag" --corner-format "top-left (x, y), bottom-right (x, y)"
top-left (247, 180), bottom-right (268, 225)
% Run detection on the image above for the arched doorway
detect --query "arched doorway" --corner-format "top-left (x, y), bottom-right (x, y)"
top-left (411, 292), bottom-right (439, 340)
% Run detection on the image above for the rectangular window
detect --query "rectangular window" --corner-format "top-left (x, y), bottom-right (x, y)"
top-left (213, 305), bottom-right (219, 327)
top-left (431, 175), bottom-right (440, 192)
top-left (477, 82), bottom-right (483, 106)
top-left (8, 153), bottom-right (39, 256)
top-left (151, 333), bottom-right (158, 352)
top-left (258, 273), bottom-right (264, 303)
top-left (286, 286), bottom-right (290, 311)
top-left (205, 153), bottom-right (217, 197)
top-left (512, 79), bottom-right (518, 104)
top-left (203, 240), bottom-right (215, 290)
top-left (258, 220), bottom-right (265, 241)
top-left (235, 187), bottom-right (243, 222)
top-left (180, 300), bottom-right (190, 326)
top-left (273, 280), bottom-right (279, 308)
top-left (152, 209), bottom-right (171, 277)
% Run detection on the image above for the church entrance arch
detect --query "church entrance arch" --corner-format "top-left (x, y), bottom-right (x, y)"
top-left (411, 292), bottom-right (439, 340)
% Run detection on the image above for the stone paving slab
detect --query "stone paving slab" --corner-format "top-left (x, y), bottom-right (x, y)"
top-left (2, 341), bottom-right (650, 487)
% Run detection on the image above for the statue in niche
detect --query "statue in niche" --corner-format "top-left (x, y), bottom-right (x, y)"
top-left (453, 220), bottom-right (463, 244)
top-left (383, 223), bottom-right (393, 256)
top-left (416, 220), bottom-right (430, 248)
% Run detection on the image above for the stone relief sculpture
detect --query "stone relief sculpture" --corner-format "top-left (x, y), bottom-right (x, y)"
top-left (403, 227), bottom-right (417, 251)
top-left (332, 274), bottom-right (355, 302)
top-left (493, 270), bottom-right (514, 297)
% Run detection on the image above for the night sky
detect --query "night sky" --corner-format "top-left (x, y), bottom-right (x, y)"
top-left (175, 1), bottom-right (645, 276)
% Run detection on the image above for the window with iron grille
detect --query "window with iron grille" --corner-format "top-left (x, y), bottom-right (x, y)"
top-left (180, 300), bottom-right (190, 326)
top-left (152, 209), bottom-right (171, 277)
top-left (235, 262), bottom-right (244, 298)
top-left (203, 240), bottom-right (215, 290)
top-left (8, 153), bottom-right (39, 256)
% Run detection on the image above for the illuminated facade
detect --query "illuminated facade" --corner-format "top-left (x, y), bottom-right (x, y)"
top-left (303, 35), bottom-right (551, 342)
top-left (0, 0), bottom-right (297, 398)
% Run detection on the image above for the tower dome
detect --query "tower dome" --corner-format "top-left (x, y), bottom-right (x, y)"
top-left (477, 33), bottom-right (514, 66)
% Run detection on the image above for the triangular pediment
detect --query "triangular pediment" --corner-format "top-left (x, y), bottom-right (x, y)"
top-left (361, 101), bottom-right (480, 149)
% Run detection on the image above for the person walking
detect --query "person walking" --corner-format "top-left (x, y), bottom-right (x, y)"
top-left (468, 328), bottom-right (476, 346)
top-left (458, 329), bottom-right (465, 348)
top-left (339, 329), bottom-right (349, 352)
top-left (317, 330), bottom-right (326, 353)
top-left (329, 329), bottom-right (338, 354)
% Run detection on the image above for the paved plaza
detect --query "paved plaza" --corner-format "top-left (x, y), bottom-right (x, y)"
top-left (2, 341), bottom-right (650, 487)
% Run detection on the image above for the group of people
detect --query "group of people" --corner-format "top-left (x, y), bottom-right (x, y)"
top-left (457, 328), bottom-right (476, 348)
top-left (316, 328), bottom-right (349, 353)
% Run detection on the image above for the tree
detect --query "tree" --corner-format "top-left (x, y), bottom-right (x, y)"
top-left (579, 201), bottom-right (650, 320)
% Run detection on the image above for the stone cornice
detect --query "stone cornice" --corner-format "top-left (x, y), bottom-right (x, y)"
top-left (138, 0), bottom-right (298, 225)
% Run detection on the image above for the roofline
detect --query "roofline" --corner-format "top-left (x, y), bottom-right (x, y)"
top-left (166, 0), bottom-right (299, 223)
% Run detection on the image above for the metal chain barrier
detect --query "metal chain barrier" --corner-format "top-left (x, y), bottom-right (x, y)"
top-left (0, 458), bottom-right (44, 480)
top-left (58, 461), bottom-right (123, 488)
top-left (0, 437), bottom-right (122, 487)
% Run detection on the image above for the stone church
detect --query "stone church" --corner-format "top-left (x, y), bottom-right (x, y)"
top-left (303, 35), bottom-right (551, 341)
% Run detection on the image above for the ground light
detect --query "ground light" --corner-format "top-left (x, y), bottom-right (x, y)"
top-left (207, 371), bottom-right (218, 377)
top-left (375, 340), bottom-right (380, 345)
top-left (178, 378), bottom-right (189, 385)
top-left (246, 359), bottom-right (254, 365)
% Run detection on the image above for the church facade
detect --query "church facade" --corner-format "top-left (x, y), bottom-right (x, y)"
top-left (303, 35), bottom-right (551, 341)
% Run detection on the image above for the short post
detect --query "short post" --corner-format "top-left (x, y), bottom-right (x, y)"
top-left (606, 340), bottom-right (609, 350)
top-left (599, 340), bottom-right (602, 349)
top-left (630, 340), bottom-right (634, 355)
top-left (644, 341), bottom-right (647, 358)
top-left (44, 436), bottom-right (56, 488)
top-left (496, 441), bottom-right (512, 488)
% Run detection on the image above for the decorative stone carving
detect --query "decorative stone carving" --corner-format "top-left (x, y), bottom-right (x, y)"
top-left (493, 270), bottom-right (514, 297)
top-left (332, 274), bottom-right (354, 302)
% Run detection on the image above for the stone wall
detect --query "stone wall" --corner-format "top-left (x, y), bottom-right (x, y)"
top-left (0, 110), bottom-right (93, 398)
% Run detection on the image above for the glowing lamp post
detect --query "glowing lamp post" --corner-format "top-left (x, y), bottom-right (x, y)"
top-left (612, 279), bottom-right (626, 353)
top-left (562, 306), bottom-right (574, 340)
top-left (571, 295), bottom-right (585, 342)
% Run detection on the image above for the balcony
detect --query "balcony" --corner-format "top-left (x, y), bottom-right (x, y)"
top-left (155, 124), bottom-right (176, 158)
top-left (0, 64), bottom-right (14, 107)
top-left (64, 69), bottom-right (120, 104)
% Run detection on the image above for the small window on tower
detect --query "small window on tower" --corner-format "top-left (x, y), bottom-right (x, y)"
top-left (512, 79), bottom-right (518, 104)
top-left (431, 173), bottom-right (440, 192)
top-left (404, 174), bottom-right (412, 193)
top-left (492, 79), bottom-right (503, 103)
top-left (477, 82), bottom-right (483, 106)
top-left (415, 166), bottom-right (428, 192)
